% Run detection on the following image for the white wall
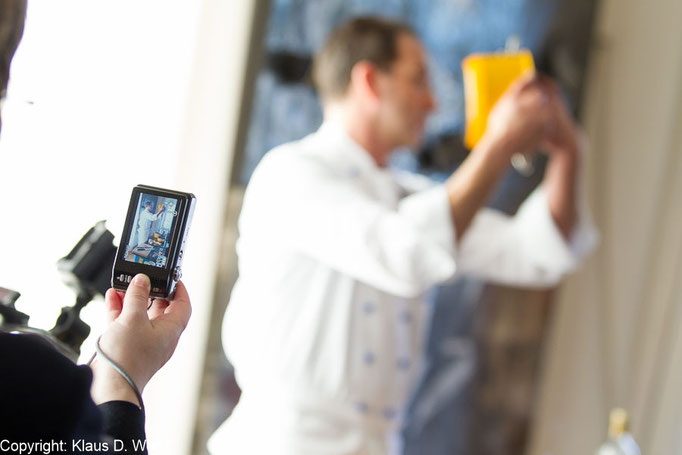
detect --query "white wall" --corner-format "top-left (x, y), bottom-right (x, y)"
top-left (0, 1), bottom-right (256, 454)
top-left (529, 0), bottom-right (682, 452)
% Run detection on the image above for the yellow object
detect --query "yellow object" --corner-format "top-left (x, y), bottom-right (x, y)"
top-left (462, 50), bottom-right (535, 149)
top-left (607, 407), bottom-right (629, 439)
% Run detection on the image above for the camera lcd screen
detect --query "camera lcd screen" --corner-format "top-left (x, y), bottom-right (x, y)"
top-left (122, 192), bottom-right (180, 269)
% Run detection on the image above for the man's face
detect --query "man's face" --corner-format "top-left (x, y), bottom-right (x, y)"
top-left (375, 34), bottom-right (435, 149)
top-left (145, 203), bottom-right (152, 212)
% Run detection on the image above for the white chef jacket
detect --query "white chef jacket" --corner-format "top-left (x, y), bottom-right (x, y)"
top-left (135, 208), bottom-right (162, 247)
top-left (208, 122), bottom-right (597, 455)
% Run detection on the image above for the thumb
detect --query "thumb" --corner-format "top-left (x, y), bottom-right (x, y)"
top-left (119, 273), bottom-right (152, 323)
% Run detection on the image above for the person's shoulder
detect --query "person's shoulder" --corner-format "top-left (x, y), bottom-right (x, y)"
top-left (252, 130), bottom-right (336, 181)
top-left (0, 333), bottom-right (100, 440)
top-left (0, 333), bottom-right (90, 385)
top-left (391, 168), bottom-right (439, 194)
top-left (0, 332), bottom-right (67, 362)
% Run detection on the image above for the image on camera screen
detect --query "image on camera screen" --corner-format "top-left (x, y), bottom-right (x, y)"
top-left (122, 193), bottom-right (180, 268)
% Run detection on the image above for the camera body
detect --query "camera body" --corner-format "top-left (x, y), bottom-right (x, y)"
top-left (112, 185), bottom-right (195, 299)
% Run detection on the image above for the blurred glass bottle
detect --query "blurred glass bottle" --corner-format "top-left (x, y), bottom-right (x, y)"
top-left (595, 408), bottom-right (641, 455)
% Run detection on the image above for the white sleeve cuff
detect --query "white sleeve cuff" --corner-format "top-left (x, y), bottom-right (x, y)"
top-left (514, 185), bottom-right (599, 279)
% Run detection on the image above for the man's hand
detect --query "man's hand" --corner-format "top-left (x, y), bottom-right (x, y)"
top-left (446, 72), bottom-right (554, 239)
top-left (90, 274), bottom-right (191, 405)
top-left (539, 76), bottom-right (579, 157)
top-left (537, 77), bottom-right (581, 239)
top-left (483, 71), bottom-right (552, 158)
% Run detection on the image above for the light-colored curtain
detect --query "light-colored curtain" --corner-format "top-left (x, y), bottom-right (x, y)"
top-left (529, 0), bottom-right (682, 453)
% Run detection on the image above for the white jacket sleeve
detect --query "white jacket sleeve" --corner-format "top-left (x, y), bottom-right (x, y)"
top-left (238, 150), bottom-right (457, 298)
top-left (455, 185), bottom-right (599, 287)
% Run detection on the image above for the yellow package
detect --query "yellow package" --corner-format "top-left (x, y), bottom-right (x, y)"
top-left (462, 50), bottom-right (535, 149)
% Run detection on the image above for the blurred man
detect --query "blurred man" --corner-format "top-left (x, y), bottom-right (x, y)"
top-left (134, 200), bottom-right (164, 248)
top-left (0, 2), bottom-right (192, 453)
top-left (209, 16), bottom-right (596, 455)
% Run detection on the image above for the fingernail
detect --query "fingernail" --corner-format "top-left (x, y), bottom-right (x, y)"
top-left (132, 274), bottom-right (150, 289)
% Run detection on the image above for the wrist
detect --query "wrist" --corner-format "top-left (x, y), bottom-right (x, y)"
top-left (549, 143), bottom-right (580, 167)
top-left (90, 358), bottom-right (143, 407)
top-left (474, 132), bottom-right (518, 167)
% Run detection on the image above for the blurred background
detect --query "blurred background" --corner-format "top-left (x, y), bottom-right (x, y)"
top-left (1, 0), bottom-right (681, 454)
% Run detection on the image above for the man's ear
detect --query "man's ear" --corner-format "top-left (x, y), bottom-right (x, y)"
top-left (349, 61), bottom-right (382, 102)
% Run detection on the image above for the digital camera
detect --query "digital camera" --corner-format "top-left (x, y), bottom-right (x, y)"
top-left (112, 185), bottom-right (195, 299)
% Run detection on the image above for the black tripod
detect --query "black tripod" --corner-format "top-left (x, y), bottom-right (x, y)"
top-left (0, 221), bottom-right (117, 362)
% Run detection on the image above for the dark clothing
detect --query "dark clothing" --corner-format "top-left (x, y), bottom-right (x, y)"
top-left (0, 333), bottom-right (147, 454)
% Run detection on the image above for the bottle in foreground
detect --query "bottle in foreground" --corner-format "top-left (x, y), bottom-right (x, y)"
top-left (594, 408), bottom-right (641, 455)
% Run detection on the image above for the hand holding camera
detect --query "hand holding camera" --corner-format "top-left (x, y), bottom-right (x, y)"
top-left (91, 273), bottom-right (191, 405)
top-left (93, 185), bottom-right (196, 407)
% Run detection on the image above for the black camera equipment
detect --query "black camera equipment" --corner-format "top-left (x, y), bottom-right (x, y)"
top-left (0, 287), bottom-right (28, 325)
top-left (1, 221), bottom-right (117, 360)
top-left (54, 220), bottom-right (117, 354)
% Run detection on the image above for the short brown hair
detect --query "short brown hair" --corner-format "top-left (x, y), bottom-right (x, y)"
top-left (312, 16), bottom-right (415, 101)
top-left (0, 0), bottom-right (27, 99)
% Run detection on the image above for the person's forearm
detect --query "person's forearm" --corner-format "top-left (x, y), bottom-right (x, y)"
top-left (543, 147), bottom-right (579, 239)
top-left (445, 135), bottom-right (513, 241)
